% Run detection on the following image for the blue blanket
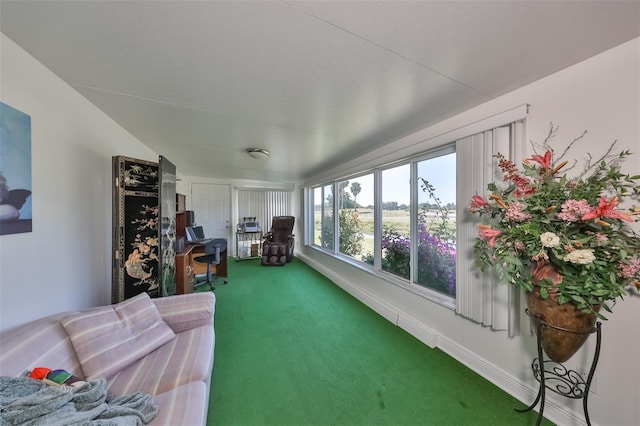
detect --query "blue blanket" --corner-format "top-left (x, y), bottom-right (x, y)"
top-left (0, 376), bottom-right (158, 426)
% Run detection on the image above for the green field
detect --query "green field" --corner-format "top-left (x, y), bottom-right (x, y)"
top-left (313, 208), bottom-right (456, 259)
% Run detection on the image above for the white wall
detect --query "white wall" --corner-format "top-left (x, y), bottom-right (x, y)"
top-left (2, 26), bottom-right (638, 425)
top-left (297, 38), bottom-right (640, 426)
top-left (0, 34), bottom-right (158, 331)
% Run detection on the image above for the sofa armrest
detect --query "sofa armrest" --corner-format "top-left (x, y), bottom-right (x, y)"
top-left (152, 292), bottom-right (215, 333)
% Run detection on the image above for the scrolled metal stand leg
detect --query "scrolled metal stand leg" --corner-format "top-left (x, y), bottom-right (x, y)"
top-left (515, 313), bottom-right (545, 426)
top-left (582, 322), bottom-right (601, 426)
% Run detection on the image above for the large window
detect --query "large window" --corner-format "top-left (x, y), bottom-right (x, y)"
top-left (310, 149), bottom-right (456, 301)
top-left (305, 111), bottom-right (526, 323)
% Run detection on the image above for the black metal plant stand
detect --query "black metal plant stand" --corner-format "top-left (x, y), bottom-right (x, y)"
top-left (515, 309), bottom-right (602, 426)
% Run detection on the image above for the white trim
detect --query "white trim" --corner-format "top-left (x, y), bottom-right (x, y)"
top-left (396, 313), bottom-right (438, 349)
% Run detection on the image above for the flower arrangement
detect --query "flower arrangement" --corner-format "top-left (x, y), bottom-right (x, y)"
top-left (469, 125), bottom-right (640, 318)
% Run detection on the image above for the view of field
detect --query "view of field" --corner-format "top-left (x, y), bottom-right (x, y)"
top-left (311, 152), bottom-right (457, 296)
top-left (313, 207), bottom-right (457, 258)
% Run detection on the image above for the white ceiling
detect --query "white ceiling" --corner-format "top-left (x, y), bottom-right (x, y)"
top-left (1, 1), bottom-right (639, 183)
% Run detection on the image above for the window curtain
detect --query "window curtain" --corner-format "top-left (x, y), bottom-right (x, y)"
top-left (456, 120), bottom-right (526, 336)
top-left (237, 189), bottom-right (291, 233)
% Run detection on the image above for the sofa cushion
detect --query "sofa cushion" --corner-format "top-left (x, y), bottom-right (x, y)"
top-left (105, 324), bottom-right (214, 396)
top-left (148, 381), bottom-right (209, 426)
top-left (0, 312), bottom-right (83, 378)
top-left (152, 292), bottom-right (215, 333)
top-left (60, 292), bottom-right (176, 380)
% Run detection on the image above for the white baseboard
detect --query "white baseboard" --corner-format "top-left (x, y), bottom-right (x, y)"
top-left (297, 253), bottom-right (594, 426)
top-left (396, 313), bottom-right (438, 348)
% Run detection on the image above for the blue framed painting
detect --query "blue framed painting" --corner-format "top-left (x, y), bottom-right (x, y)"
top-left (0, 102), bottom-right (32, 235)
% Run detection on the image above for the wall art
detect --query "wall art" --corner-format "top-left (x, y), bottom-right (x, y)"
top-left (0, 102), bottom-right (32, 235)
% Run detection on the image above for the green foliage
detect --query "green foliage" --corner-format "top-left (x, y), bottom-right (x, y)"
top-left (382, 201), bottom-right (400, 210)
top-left (321, 210), bottom-right (365, 256)
top-left (419, 178), bottom-right (456, 243)
top-left (338, 209), bottom-right (365, 255)
top-left (469, 125), bottom-right (640, 317)
top-left (363, 182), bottom-right (457, 297)
top-left (350, 182), bottom-right (361, 209)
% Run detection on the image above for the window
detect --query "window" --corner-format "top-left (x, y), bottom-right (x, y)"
top-left (311, 151), bottom-right (457, 298)
top-left (319, 184), bottom-right (334, 250)
top-left (334, 174), bottom-right (374, 261)
top-left (380, 164), bottom-right (411, 279)
top-left (304, 106), bottom-right (526, 330)
top-left (415, 151), bottom-right (456, 297)
top-left (312, 187), bottom-right (323, 246)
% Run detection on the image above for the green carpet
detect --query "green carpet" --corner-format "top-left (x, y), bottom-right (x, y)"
top-left (205, 258), bottom-right (552, 426)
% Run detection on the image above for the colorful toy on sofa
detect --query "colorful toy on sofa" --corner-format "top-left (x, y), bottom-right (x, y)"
top-left (29, 367), bottom-right (87, 389)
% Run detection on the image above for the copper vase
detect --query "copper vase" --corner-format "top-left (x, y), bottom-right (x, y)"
top-left (526, 262), bottom-right (599, 363)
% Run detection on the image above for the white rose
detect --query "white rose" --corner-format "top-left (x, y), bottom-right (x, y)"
top-left (540, 232), bottom-right (560, 248)
top-left (564, 249), bottom-right (595, 265)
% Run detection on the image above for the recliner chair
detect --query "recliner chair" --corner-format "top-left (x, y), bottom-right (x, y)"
top-left (261, 216), bottom-right (295, 266)
top-left (194, 238), bottom-right (228, 290)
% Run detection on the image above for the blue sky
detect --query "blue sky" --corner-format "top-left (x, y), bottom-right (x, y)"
top-left (356, 152), bottom-right (456, 206)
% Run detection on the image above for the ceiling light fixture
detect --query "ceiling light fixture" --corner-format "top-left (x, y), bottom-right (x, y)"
top-left (246, 148), bottom-right (270, 159)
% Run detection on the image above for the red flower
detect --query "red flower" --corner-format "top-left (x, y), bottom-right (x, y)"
top-left (470, 194), bottom-right (489, 208)
top-left (528, 150), bottom-right (552, 169)
top-left (478, 226), bottom-right (501, 247)
top-left (582, 196), bottom-right (633, 222)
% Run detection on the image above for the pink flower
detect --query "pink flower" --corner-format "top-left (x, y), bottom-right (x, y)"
top-left (582, 196), bottom-right (633, 222)
top-left (478, 226), bottom-right (501, 247)
top-left (505, 202), bottom-right (532, 222)
top-left (619, 258), bottom-right (640, 279)
top-left (586, 231), bottom-right (609, 246)
top-left (557, 199), bottom-right (592, 222)
top-left (470, 194), bottom-right (489, 209)
top-left (528, 150), bottom-right (552, 169)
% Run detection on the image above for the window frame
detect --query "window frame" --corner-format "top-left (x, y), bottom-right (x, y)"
top-left (335, 172), bottom-right (375, 262)
top-left (303, 106), bottom-right (527, 328)
top-left (307, 145), bottom-right (458, 309)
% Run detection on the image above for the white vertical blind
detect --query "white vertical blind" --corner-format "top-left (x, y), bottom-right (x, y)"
top-left (237, 189), bottom-right (291, 232)
top-left (456, 121), bottom-right (525, 335)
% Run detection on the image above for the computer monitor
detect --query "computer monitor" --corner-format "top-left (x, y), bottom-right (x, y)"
top-left (186, 225), bottom-right (205, 242)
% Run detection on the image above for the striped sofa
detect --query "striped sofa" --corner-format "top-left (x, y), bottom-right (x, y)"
top-left (0, 291), bottom-right (215, 425)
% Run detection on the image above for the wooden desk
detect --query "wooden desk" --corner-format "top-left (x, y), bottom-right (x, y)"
top-left (175, 245), bottom-right (196, 294)
top-left (175, 243), bottom-right (229, 294)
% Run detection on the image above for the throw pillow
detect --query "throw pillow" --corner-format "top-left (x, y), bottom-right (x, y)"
top-left (60, 292), bottom-right (175, 380)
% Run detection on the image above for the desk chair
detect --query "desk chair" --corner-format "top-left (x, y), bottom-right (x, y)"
top-left (194, 238), bottom-right (228, 291)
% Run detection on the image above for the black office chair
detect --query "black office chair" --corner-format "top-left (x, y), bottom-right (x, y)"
top-left (194, 238), bottom-right (228, 291)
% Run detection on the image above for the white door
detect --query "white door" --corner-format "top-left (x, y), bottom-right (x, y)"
top-left (191, 183), bottom-right (231, 241)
